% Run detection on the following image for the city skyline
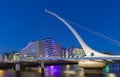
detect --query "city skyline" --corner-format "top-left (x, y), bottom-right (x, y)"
top-left (0, 0), bottom-right (120, 54)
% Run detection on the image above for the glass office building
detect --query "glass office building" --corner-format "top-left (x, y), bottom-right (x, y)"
top-left (20, 38), bottom-right (62, 60)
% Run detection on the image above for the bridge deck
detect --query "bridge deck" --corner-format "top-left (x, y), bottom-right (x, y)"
top-left (0, 60), bottom-right (78, 69)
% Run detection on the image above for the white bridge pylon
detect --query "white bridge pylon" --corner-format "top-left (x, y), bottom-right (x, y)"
top-left (45, 9), bottom-right (119, 57)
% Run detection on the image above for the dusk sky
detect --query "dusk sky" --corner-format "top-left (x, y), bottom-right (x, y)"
top-left (0, 0), bottom-right (120, 54)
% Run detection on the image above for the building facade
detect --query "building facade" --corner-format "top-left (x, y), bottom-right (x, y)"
top-left (61, 47), bottom-right (86, 58)
top-left (20, 38), bottom-right (62, 60)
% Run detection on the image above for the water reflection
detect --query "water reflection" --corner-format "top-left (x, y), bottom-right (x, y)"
top-left (15, 71), bottom-right (20, 77)
top-left (20, 71), bottom-right (41, 77)
top-left (45, 66), bottom-right (61, 77)
top-left (0, 64), bottom-right (119, 77)
top-left (44, 65), bottom-right (118, 77)
top-left (63, 65), bottom-right (76, 74)
top-left (107, 73), bottom-right (116, 77)
top-left (0, 70), bottom-right (4, 77)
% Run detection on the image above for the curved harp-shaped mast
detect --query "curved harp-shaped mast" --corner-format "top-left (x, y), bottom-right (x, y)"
top-left (45, 9), bottom-right (110, 57)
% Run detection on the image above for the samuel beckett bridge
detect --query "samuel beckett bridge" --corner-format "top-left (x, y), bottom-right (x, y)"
top-left (2, 9), bottom-right (120, 74)
top-left (32, 9), bottom-right (120, 61)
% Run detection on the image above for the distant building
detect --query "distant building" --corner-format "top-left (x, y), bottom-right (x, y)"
top-left (72, 48), bottom-right (86, 57)
top-left (1, 51), bottom-right (20, 62)
top-left (20, 41), bottom-right (39, 60)
top-left (61, 46), bottom-right (74, 58)
top-left (61, 47), bottom-right (86, 58)
top-left (20, 38), bottom-right (62, 60)
top-left (43, 38), bottom-right (61, 58)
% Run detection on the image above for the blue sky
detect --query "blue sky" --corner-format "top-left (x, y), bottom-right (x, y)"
top-left (0, 0), bottom-right (120, 54)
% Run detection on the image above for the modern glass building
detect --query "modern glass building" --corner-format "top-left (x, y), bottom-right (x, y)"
top-left (20, 38), bottom-right (62, 60)
top-left (43, 38), bottom-right (62, 58)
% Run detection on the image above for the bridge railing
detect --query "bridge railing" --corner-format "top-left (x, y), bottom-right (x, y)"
top-left (18, 56), bottom-right (120, 62)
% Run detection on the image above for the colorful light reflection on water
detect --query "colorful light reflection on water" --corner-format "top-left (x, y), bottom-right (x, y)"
top-left (0, 64), bottom-right (119, 77)
top-left (45, 66), bottom-right (61, 77)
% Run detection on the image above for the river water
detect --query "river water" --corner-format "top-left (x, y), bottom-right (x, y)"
top-left (0, 64), bottom-right (119, 77)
